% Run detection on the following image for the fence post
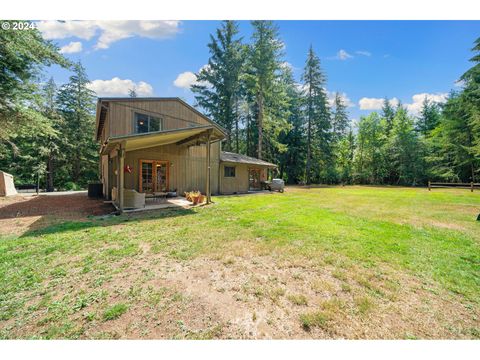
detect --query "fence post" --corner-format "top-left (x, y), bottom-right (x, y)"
top-left (428, 181), bottom-right (431, 191)
top-left (471, 182), bottom-right (474, 192)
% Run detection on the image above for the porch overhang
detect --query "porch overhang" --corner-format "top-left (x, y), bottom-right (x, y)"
top-left (100, 125), bottom-right (224, 155)
top-left (220, 151), bottom-right (278, 168)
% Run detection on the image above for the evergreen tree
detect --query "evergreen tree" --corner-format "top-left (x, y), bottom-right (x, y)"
top-left (128, 87), bottom-right (138, 98)
top-left (277, 66), bottom-right (303, 184)
top-left (336, 126), bottom-right (355, 184)
top-left (57, 62), bottom-right (98, 187)
top-left (301, 45), bottom-right (331, 184)
top-left (381, 97), bottom-right (395, 136)
top-left (245, 20), bottom-right (286, 159)
top-left (416, 97), bottom-right (441, 135)
top-left (429, 91), bottom-right (478, 182)
top-left (192, 20), bottom-right (245, 152)
top-left (0, 22), bottom-right (68, 140)
top-left (331, 92), bottom-right (349, 140)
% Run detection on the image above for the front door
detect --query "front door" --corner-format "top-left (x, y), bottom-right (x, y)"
top-left (249, 168), bottom-right (261, 191)
top-left (140, 160), bottom-right (169, 193)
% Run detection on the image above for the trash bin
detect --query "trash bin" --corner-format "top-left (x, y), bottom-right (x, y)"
top-left (88, 183), bottom-right (103, 198)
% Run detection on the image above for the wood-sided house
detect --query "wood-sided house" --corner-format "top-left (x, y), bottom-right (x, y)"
top-left (95, 97), bottom-right (277, 211)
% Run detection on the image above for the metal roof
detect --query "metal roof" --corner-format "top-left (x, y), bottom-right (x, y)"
top-left (220, 152), bottom-right (277, 167)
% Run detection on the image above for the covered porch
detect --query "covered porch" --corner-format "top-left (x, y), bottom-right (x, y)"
top-left (100, 125), bottom-right (225, 212)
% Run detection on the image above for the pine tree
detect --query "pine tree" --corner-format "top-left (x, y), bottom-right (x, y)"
top-left (277, 65), bottom-right (303, 183)
top-left (57, 62), bottom-right (98, 187)
top-left (416, 97), bottom-right (441, 136)
top-left (192, 20), bottom-right (245, 152)
top-left (381, 97), bottom-right (395, 135)
top-left (301, 45), bottom-right (331, 184)
top-left (128, 87), bottom-right (138, 98)
top-left (40, 78), bottom-right (66, 191)
top-left (245, 20), bottom-right (286, 159)
top-left (331, 92), bottom-right (349, 140)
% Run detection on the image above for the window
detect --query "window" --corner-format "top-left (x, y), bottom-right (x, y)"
top-left (224, 166), bottom-right (236, 177)
top-left (134, 112), bottom-right (162, 133)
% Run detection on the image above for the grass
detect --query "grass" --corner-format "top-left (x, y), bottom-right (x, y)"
top-left (0, 186), bottom-right (479, 339)
top-left (299, 311), bottom-right (330, 331)
top-left (103, 304), bottom-right (128, 321)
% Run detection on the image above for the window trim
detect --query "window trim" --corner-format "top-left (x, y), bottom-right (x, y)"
top-left (224, 166), bottom-right (236, 178)
top-left (133, 112), bottom-right (163, 134)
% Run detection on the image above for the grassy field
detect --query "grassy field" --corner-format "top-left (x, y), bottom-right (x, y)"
top-left (0, 186), bottom-right (479, 339)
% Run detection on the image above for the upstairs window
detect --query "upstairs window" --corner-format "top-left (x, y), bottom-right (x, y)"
top-left (224, 166), bottom-right (236, 177)
top-left (134, 112), bottom-right (162, 134)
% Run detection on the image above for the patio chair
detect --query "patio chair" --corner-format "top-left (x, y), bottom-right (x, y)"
top-left (124, 189), bottom-right (146, 209)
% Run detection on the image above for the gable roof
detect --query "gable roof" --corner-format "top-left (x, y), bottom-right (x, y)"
top-left (220, 152), bottom-right (277, 167)
top-left (95, 97), bottom-right (227, 141)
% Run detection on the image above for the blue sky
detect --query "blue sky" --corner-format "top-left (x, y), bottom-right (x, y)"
top-left (40, 20), bottom-right (480, 121)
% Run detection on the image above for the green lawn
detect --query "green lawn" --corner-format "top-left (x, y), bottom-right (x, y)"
top-left (1, 186), bottom-right (479, 339)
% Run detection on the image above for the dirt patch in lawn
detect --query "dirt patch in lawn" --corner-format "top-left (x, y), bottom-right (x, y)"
top-left (0, 193), bottom-right (114, 236)
top-left (4, 244), bottom-right (477, 339)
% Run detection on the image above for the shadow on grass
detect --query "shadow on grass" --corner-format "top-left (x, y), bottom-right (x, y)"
top-left (19, 207), bottom-right (197, 238)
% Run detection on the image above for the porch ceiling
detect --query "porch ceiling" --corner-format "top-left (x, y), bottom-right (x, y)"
top-left (100, 125), bottom-right (224, 155)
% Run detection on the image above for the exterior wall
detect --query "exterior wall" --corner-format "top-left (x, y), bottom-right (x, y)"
top-left (219, 164), bottom-right (272, 194)
top-left (107, 100), bottom-right (213, 138)
top-left (219, 162), bottom-right (249, 194)
top-left (121, 141), bottom-right (220, 195)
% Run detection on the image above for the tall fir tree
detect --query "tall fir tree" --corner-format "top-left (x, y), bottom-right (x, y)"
top-left (416, 97), bottom-right (441, 136)
top-left (381, 97), bottom-right (395, 136)
top-left (192, 20), bottom-right (245, 152)
top-left (57, 62), bottom-right (98, 187)
top-left (331, 92), bottom-right (349, 140)
top-left (245, 20), bottom-right (286, 160)
top-left (277, 65), bottom-right (303, 183)
top-left (301, 45), bottom-right (331, 184)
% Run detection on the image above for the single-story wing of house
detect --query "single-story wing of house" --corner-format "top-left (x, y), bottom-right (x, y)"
top-left (95, 97), bottom-right (277, 211)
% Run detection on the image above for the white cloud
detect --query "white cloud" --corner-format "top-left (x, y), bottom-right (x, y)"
top-left (406, 93), bottom-right (448, 115)
top-left (59, 41), bottom-right (83, 54)
top-left (36, 20), bottom-right (180, 49)
top-left (173, 72), bottom-right (198, 89)
top-left (87, 77), bottom-right (154, 97)
top-left (355, 50), bottom-right (371, 57)
top-left (327, 91), bottom-right (355, 108)
top-left (359, 97), bottom-right (399, 110)
top-left (337, 49), bottom-right (353, 60)
top-left (358, 93), bottom-right (447, 114)
top-left (173, 65), bottom-right (210, 90)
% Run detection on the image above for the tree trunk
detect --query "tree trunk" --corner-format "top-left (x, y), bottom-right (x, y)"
top-left (46, 154), bottom-right (54, 192)
top-left (257, 94), bottom-right (264, 160)
top-left (235, 96), bottom-right (239, 153)
top-left (246, 105), bottom-right (251, 156)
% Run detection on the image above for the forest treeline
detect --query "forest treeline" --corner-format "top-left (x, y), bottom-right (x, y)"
top-left (193, 21), bottom-right (480, 185)
top-left (0, 20), bottom-right (479, 190)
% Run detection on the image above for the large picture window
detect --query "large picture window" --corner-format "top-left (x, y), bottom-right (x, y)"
top-left (134, 112), bottom-right (162, 134)
top-left (224, 166), bottom-right (236, 177)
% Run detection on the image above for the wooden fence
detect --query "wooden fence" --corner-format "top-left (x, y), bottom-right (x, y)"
top-left (428, 181), bottom-right (480, 192)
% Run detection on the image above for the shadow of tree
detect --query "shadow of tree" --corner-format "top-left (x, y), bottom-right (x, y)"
top-left (0, 193), bottom-right (196, 238)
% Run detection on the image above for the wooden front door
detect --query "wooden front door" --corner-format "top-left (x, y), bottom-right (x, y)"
top-left (248, 168), bottom-right (261, 191)
top-left (139, 160), bottom-right (169, 193)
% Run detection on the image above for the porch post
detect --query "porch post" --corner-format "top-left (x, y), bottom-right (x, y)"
top-left (118, 142), bottom-right (125, 212)
top-left (206, 130), bottom-right (212, 204)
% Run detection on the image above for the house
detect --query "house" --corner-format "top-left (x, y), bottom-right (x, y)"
top-left (95, 97), bottom-right (277, 211)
